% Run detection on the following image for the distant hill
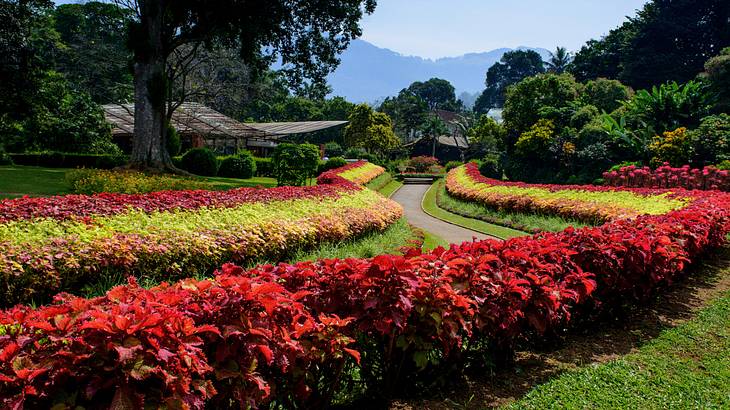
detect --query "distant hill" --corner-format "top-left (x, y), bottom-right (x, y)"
top-left (326, 40), bottom-right (551, 104)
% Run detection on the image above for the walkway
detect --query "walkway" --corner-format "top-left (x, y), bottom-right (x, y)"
top-left (391, 183), bottom-right (491, 245)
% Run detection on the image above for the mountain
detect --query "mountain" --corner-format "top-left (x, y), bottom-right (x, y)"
top-left (326, 40), bottom-right (551, 104)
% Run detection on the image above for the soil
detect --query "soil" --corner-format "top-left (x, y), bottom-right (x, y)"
top-left (388, 248), bottom-right (730, 409)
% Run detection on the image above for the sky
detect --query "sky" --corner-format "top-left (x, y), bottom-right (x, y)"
top-left (359, 0), bottom-right (648, 59)
top-left (54, 0), bottom-right (649, 59)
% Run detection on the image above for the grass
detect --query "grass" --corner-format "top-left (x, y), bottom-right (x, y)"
top-left (0, 165), bottom-right (71, 198)
top-left (506, 290), bottom-right (730, 409)
top-left (422, 182), bottom-right (526, 240)
top-left (0, 165), bottom-right (280, 198)
top-left (436, 181), bottom-right (586, 233)
top-left (422, 230), bottom-right (449, 251)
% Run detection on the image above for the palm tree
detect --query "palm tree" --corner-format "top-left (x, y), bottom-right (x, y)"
top-left (545, 47), bottom-right (572, 73)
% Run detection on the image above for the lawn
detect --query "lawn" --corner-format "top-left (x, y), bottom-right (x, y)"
top-left (0, 165), bottom-right (278, 198)
top-left (422, 181), bottom-right (526, 240)
top-left (507, 290), bottom-right (730, 409)
top-left (0, 165), bottom-right (71, 198)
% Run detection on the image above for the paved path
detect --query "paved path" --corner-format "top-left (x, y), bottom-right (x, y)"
top-left (391, 183), bottom-right (491, 245)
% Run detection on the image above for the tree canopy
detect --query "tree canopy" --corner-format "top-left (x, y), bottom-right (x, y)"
top-left (476, 49), bottom-right (545, 112)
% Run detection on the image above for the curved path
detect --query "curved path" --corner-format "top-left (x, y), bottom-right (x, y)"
top-left (391, 183), bottom-right (492, 245)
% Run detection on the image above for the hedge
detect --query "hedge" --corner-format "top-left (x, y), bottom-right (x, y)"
top-left (9, 152), bottom-right (127, 169)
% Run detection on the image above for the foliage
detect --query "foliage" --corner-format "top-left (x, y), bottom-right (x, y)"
top-left (448, 164), bottom-right (688, 224)
top-left (582, 78), bottom-right (633, 113)
top-left (569, 105), bottom-right (600, 130)
top-left (3, 165), bottom-right (730, 407)
top-left (180, 148), bottom-right (220, 177)
top-left (570, 0), bottom-right (730, 89)
top-left (603, 163), bottom-right (730, 191)
top-left (408, 156), bottom-right (440, 173)
top-left (689, 114), bottom-right (730, 166)
top-left (0, 147), bottom-right (13, 166)
top-left (503, 73), bottom-right (583, 136)
top-left (649, 127), bottom-right (692, 167)
top-left (318, 157), bottom-right (348, 174)
top-left (8, 152), bottom-right (127, 169)
top-left (65, 169), bottom-right (211, 195)
top-left (717, 160), bottom-right (730, 171)
top-left (379, 90), bottom-right (429, 138)
top-left (467, 115), bottom-right (506, 152)
top-left (218, 150), bottom-right (257, 179)
top-left (344, 104), bottom-right (399, 155)
top-left (407, 78), bottom-right (461, 111)
top-left (317, 160), bottom-right (385, 186)
top-left (0, 161), bottom-right (401, 306)
top-left (165, 124), bottom-right (181, 156)
top-left (621, 80), bottom-right (713, 134)
top-left (324, 141), bottom-right (345, 157)
top-left (272, 143), bottom-right (321, 186)
top-left (545, 47), bottom-right (572, 74)
top-left (52, 2), bottom-right (134, 103)
top-left (254, 157), bottom-right (274, 177)
top-left (444, 161), bottom-right (464, 172)
top-left (482, 50), bottom-right (546, 110)
top-left (515, 120), bottom-right (556, 158)
top-left (478, 155), bottom-right (502, 179)
top-left (704, 47), bottom-right (730, 112)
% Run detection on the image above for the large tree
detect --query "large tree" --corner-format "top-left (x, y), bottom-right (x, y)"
top-left (113, 0), bottom-right (376, 171)
top-left (477, 49), bottom-right (545, 111)
top-left (406, 78), bottom-right (461, 111)
top-left (545, 47), bottom-right (572, 74)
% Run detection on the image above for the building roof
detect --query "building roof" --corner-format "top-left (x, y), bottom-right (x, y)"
top-left (103, 103), bottom-right (267, 138)
top-left (404, 134), bottom-right (469, 149)
top-left (104, 103), bottom-right (348, 139)
top-left (245, 121), bottom-right (349, 136)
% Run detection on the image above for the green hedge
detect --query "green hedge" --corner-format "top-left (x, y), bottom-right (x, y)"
top-left (254, 157), bottom-right (274, 177)
top-left (9, 152), bottom-right (127, 169)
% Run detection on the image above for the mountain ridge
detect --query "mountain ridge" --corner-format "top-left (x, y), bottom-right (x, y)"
top-left (326, 40), bottom-right (551, 104)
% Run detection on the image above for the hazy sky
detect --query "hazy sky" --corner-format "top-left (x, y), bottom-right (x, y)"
top-left (54, 0), bottom-right (649, 59)
top-left (360, 0), bottom-right (648, 58)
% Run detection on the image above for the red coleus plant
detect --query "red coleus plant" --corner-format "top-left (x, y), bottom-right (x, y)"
top-left (603, 163), bottom-right (730, 191)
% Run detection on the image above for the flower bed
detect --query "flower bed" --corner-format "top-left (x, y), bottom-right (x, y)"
top-left (603, 163), bottom-right (730, 191)
top-left (65, 169), bottom-right (213, 195)
top-left (317, 160), bottom-right (385, 186)
top-left (446, 163), bottom-right (690, 224)
top-left (0, 162), bottom-right (402, 306)
top-left (2, 186), bottom-right (728, 408)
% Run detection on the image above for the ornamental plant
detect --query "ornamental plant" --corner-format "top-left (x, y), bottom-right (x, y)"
top-left (408, 156), bottom-right (439, 173)
top-left (603, 163), bottom-right (730, 191)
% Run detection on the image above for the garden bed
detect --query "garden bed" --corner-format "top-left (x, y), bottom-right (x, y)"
top-left (1, 163), bottom-right (729, 409)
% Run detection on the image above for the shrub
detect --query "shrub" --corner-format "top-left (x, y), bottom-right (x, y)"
top-left (582, 78), bottom-right (633, 113)
top-left (408, 156), bottom-right (439, 173)
top-left (515, 119), bottom-right (556, 158)
top-left (717, 160), bottom-right (730, 171)
top-left (478, 155), bottom-right (502, 179)
top-left (324, 141), bottom-right (344, 157)
top-left (689, 113), bottom-right (730, 166)
top-left (649, 127), bottom-right (691, 167)
top-left (218, 150), bottom-right (256, 179)
top-left (603, 163), bottom-right (730, 191)
top-left (272, 143), bottom-right (320, 186)
top-left (444, 161), bottom-right (464, 172)
top-left (0, 146), bottom-right (12, 165)
top-left (166, 125), bottom-right (181, 156)
top-left (254, 157), bottom-right (274, 177)
top-left (318, 156), bottom-right (348, 174)
top-left (570, 104), bottom-right (599, 129)
top-left (65, 169), bottom-right (211, 195)
top-left (608, 161), bottom-right (643, 172)
top-left (180, 148), bottom-right (219, 176)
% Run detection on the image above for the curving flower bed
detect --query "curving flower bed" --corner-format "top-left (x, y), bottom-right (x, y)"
top-left (0, 162), bottom-right (402, 306)
top-left (603, 163), bottom-right (730, 191)
top-left (317, 160), bottom-right (385, 186)
top-left (446, 163), bottom-right (692, 224)
top-left (2, 162), bottom-right (730, 408)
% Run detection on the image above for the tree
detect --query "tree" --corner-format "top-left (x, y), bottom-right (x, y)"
top-left (502, 73), bottom-right (583, 136)
top-left (570, 0), bottom-right (730, 89)
top-left (704, 48), bottom-right (730, 113)
top-left (112, 0), bottom-right (376, 171)
top-left (344, 104), bottom-right (399, 155)
top-left (482, 50), bottom-right (545, 109)
top-left (581, 78), bottom-right (633, 113)
top-left (420, 114), bottom-right (449, 157)
top-left (53, 2), bottom-right (134, 103)
top-left (406, 78), bottom-right (461, 111)
top-left (545, 47), bottom-right (572, 73)
top-left (379, 90), bottom-right (429, 138)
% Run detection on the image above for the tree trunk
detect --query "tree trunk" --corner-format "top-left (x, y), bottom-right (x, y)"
top-left (129, 0), bottom-right (175, 172)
